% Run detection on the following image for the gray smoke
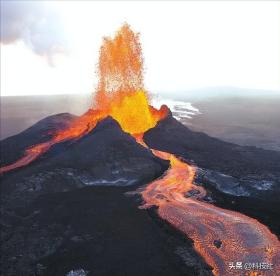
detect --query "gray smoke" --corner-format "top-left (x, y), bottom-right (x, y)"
top-left (0, 1), bottom-right (68, 65)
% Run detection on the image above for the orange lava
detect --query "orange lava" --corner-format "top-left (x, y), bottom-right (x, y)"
top-left (139, 140), bottom-right (280, 275)
top-left (0, 24), bottom-right (166, 174)
top-left (94, 23), bottom-right (166, 134)
top-left (0, 109), bottom-right (106, 174)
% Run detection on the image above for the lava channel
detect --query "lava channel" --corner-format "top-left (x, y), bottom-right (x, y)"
top-left (140, 145), bottom-right (280, 276)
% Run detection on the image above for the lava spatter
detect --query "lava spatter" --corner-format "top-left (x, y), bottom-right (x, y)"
top-left (0, 24), bottom-right (166, 174)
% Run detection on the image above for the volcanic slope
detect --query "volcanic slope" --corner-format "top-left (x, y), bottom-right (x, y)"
top-left (144, 112), bottom-right (280, 235)
top-left (144, 113), bottom-right (280, 177)
top-left (0, 114), bottom-right (169, 191)
top-left (0, 114), bottom-right (213, 276)
top-left (0, 113), bottom-right (77, 167)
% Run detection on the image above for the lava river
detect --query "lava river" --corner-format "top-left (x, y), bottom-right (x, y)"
top-left (139, 145), bottom-right (280, 276)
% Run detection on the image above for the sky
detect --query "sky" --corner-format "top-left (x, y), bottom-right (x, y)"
top-left (1, 0), bottom-right (280, 96)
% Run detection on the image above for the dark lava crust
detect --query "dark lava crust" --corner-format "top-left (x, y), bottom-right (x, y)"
top-left (144, 113), bottom-right (280, 237)
top-left (2, 112), bottom-right (280, 275)
top-left (0, 184), bottom-right (213, 276)
top-left (0, 114), bottom-right (212, 276)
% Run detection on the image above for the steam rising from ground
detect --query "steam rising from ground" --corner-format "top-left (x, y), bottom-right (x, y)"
top-left (152, 97), bottom-right (200, 120)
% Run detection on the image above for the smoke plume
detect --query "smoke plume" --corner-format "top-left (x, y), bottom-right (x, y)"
top-left (0, 1), bottom-right (68, 65)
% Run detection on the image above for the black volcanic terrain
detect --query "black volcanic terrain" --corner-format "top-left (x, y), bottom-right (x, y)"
top-left (1, 112), bottom-right (280, 275)
top-left (0, 113), bottom-right (77, 166)
top-left (144, 114), bottom-right (280, 177)
top-left (144, 114), bottom-right (280, 235)
top-left (0, 114), bottom-right (210, 276)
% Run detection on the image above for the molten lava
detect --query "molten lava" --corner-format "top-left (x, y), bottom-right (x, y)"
top-left (138, 137), bottom-right (280, 275)
top-left (1, 23), bottom-right (280, 276)
top-left (94, 23), bottom-right (164, 134)
top-left (0, 24), bottom-right (166, 174)
top-left (140, 145), bottom-right (280, 276)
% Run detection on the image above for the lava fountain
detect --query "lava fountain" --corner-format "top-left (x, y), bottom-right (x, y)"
top-left (1, 24), bottom-right (280, 276)
top-left (0, 24), bottom-right (167, 174)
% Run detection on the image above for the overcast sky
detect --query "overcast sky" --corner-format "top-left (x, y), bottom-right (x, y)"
top-left (1, 0), bottom-right (280, 96)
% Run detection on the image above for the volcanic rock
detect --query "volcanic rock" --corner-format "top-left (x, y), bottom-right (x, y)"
top-left (143, 114), bottom-right (280, 178)
top-left (144, 113), bottom-right (280, 235)
top-left (2, 114), bottom-right (214, 276)
top-left (213, 240), bottom-right (222, 249)
top-left (40, 116), bottom-right (169, 187)
top-left (2, 112), bottom-right (279, 275)
top-left (0, 184), bottom-right (212, 276)
top-left (1, 115), bottom-right (169, 193)
top-left (0, 113), bottom-right (77, 166)
top-left (0, 112), bottom-right (211, 275)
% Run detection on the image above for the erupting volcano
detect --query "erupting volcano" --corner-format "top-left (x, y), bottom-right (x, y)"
top-left (1, 24), bottom-right (280, 276)
top-left (0, 24), bottom-right (167, 174)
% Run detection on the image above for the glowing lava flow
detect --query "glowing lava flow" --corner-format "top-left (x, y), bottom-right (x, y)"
top-left (139, 139), bottom-right (280, 275)
top-left (0, 110), bottom-right (107, 173)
